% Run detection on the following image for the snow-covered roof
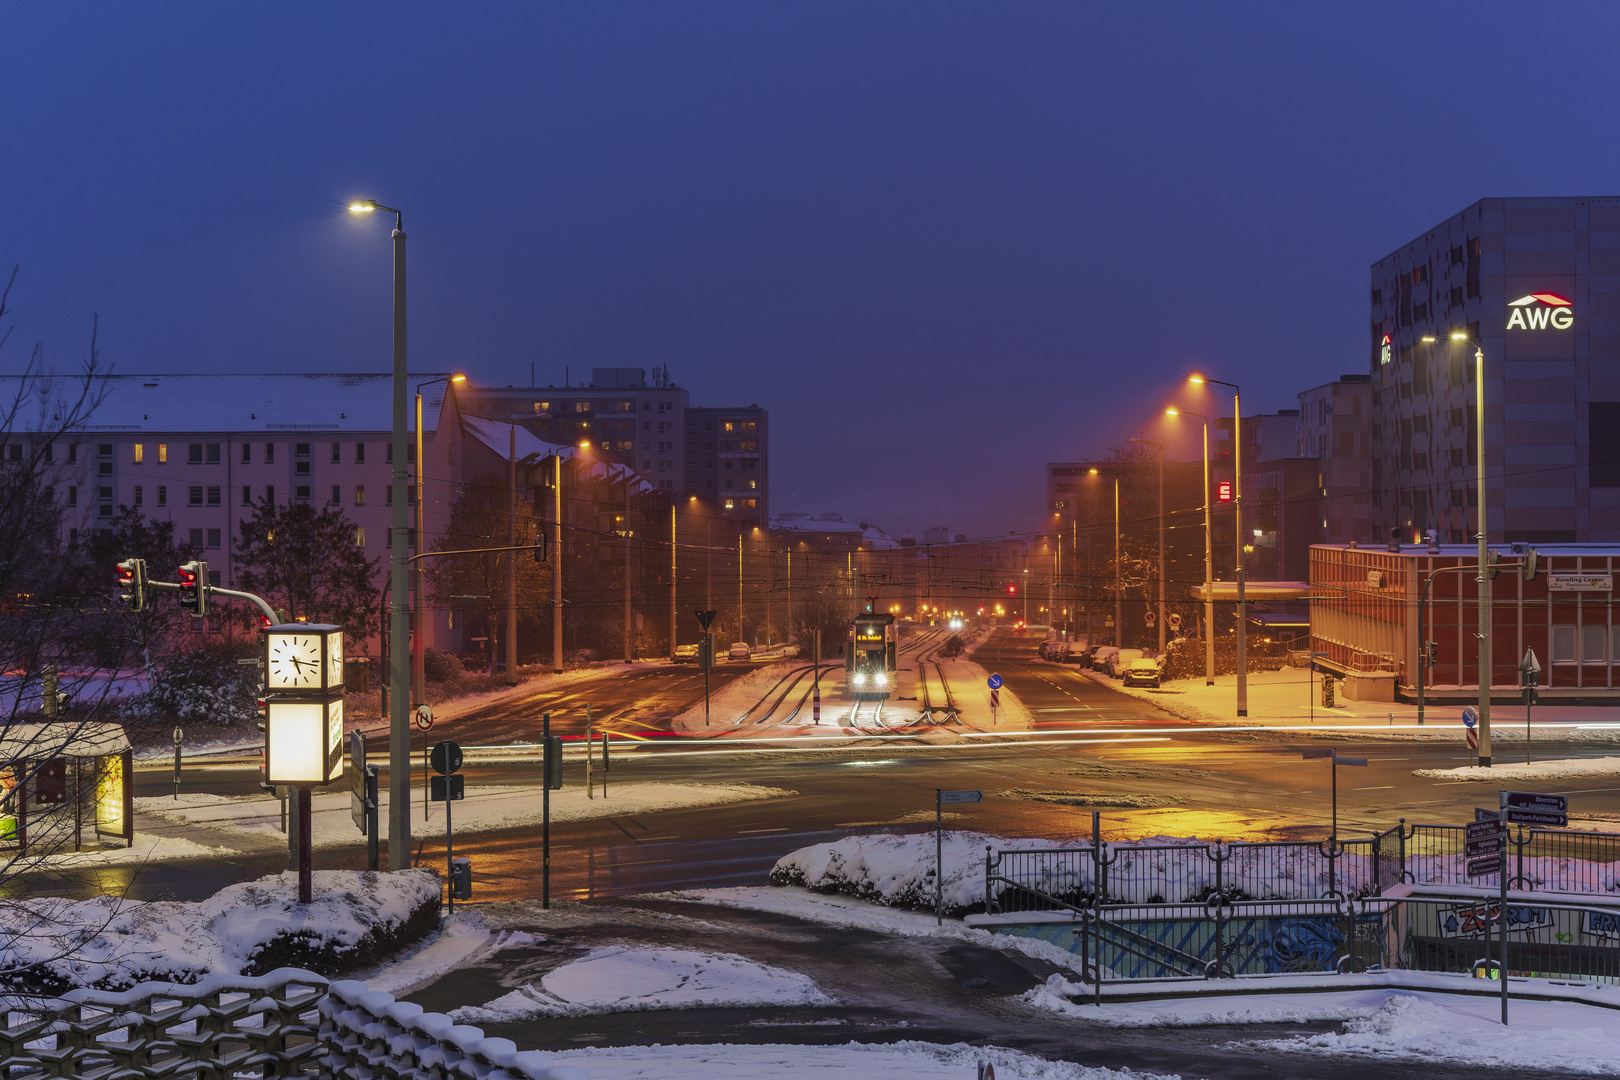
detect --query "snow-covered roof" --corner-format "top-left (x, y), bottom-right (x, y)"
top-left (460, 417), bottom-right (656, 493)
top-left (1, 721), bottom-right (130, 760)
top-left (0, 373), bottom-right (459, 435)
top-left (771, 511), bottom-right (864, 535)
top-left (862, 526), bottom-right (900, 550)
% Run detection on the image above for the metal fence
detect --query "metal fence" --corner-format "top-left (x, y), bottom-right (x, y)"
top-left (983, 822), bottom-right (1620, 990)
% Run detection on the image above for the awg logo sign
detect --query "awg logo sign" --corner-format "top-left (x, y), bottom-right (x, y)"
top-left (1506, 293), bottom-right (1574, 331)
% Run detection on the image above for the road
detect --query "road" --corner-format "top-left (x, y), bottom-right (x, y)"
top-left (95, 628), bottom-right (1620, 904)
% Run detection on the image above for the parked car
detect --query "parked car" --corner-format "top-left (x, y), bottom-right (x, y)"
top-left (781, 644), bottom-right (801, 658)
top-left (672, 643), bottom-right (700, 663)
top-left (728, 642), bottom-right (753, 661)
top-left (1121, 658), bottom-right (1162, 688)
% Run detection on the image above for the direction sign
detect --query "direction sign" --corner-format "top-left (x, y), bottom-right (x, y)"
top-left (939, 790), bottom-right (983, 804)
top-left (1467, 856), bottom-right (1501, 878)
top-left (987, 673), bottom-right (1003, 690)
top-left (1466, 820), bottom-right (1499, 841)
top-left (1462, 706), bottom-right (1478, 728)
top-left (1506, 809), bottom-right (1568, 828)
top-left (1476, 807), bottom-right (1500, 823)
top-left (1465, 836), bottom-right (1504, 858)
top-left (1503, 791), bottom-right (1567, 813)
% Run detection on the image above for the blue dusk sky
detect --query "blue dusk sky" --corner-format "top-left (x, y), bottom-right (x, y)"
top-left (7, 3), bottom-right (1620, 537)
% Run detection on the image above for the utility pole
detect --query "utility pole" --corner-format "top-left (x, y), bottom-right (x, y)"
top-left (1475, 342), bottom-right (1492, 766)
top-left (553, 454), bottom-right (563, 673)
top-left (507, 425), bottom-right (517, 684)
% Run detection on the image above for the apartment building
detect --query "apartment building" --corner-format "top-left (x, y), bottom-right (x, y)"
top-left (1296, 374), bottom-right (1373, 544)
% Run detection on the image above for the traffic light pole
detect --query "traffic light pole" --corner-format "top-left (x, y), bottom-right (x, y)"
top-left (1416, 564), bottom-right (1479, 727)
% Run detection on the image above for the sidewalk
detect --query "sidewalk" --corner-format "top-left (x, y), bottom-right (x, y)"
top-left (1082, 665), bottom-right (1620, 743)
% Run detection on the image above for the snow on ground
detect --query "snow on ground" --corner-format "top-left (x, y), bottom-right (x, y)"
top-left (451, 945), bottom-right (834, 1022)
top-left (32, 831), bottom-right (234, 865)
top-left (669, 661), bottom-right (806, 731)
top-left (135, 781), bottom-right (793, 848)
top-left (1085, 664), bottom-right (1620, 741)
top-left (1416, 756), bottom-right (1620, 781)
top-left (356, 910), bottom-right (535, 996)
top-left (492, 1040), bottom-right (1165, 1080)
top-left (3, 869), bottom-right (438, 990)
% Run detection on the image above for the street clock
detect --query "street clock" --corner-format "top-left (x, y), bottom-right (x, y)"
top-left (265, 624), bottom-right (344, 693)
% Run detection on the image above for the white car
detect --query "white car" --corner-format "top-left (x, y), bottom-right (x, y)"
top-left (1122, 658), bottom-right (1162, 688)
top-left (728, 642), bottom-right (752, 661)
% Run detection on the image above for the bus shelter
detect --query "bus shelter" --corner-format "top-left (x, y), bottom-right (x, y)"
top-left (0, 722), bottom-right (134, 856)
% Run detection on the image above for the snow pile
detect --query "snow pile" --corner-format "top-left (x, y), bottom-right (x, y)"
top-left (771, 832), bottom-right (1390, 913)
top-left (1, 869), bottom-right (439, 993)
top-left (1268, 991), bottom-right (1620, 1074)
top-left (1416, 756), bottom-right (1620, 782)
top-left (501, 1040), bottom-right (1167, 1079)
top-left (450, 946), bottom-right (833, 1022)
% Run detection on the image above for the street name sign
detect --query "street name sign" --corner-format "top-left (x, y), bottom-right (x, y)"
top-left (1506, 809), bottom-right (1568, 827)
top-left (1466, 820), bottom-right (1499, 840)
top-left (1503, 791), bottom-right (1566, 812)
top-left (1467, 856), bottom-right (1501, 878)
top-left (1465, 835), bottom-right (1504, 858)
top-left (939, 790), bottom-right (983, 804)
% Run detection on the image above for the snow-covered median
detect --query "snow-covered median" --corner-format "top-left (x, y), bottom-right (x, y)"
top-left (2, 869), bottom-right (438, 993)
top-left (451, 946), bottom-right (833, 1021)
top-left (137, 782), bottom-right (793, 848)
top-left (1415, 756), bottom-right (1620, 782)
top-left (511, 1041), bottom-right (1163, 1079)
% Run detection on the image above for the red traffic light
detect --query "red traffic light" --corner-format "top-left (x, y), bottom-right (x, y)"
top-left (177, 565), bottom-right (198, 585)
top-left (1008, 586), bottom-right (1015, 594)
top-left (1216, 480), bottom-right (1234, 502)
top-left (116, 564), bottom-right (134, 585)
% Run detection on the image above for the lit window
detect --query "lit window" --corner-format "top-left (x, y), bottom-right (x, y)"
top-left (355, 485), bottom-right (365, 506)
top-left (133, 443), bottom-right (144, 465)
top-left (355, 527), bottom-right (365, 547)
top-left (157, 444), bottom-right (166, 464)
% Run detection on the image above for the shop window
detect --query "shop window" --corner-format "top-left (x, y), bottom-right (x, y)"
top-left (1583, 625), bottom-right (1608, 664)
top-left (1552, 626), bottom-right (1577, 665)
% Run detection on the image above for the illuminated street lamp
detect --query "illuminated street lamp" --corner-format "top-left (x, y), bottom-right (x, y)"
top-left (1087, 468), bottom-right (1123, 648)
top-left (348, 197), bottom-right (411, 868)
top-left (1425, 331), bottom-right (1494, 766)
top-left (1189, 374), bottom-right (1247, 716)
top-left (1166, 407), bottom-right (1214, 685)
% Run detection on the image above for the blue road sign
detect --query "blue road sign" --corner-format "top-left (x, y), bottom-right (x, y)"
top-left (1462, 706), bottom-right (1478, 728)
top-left (987, 673), bottom-right (1003, 690)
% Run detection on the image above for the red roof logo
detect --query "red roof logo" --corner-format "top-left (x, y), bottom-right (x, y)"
top-left (1509, 294), bottom-right (1572, 306)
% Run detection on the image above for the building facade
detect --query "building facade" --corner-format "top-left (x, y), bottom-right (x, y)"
top-left (1370, 196), bottom-right (1620, 545)
top-left (1296, 374), bottom-right (1373, 545)
top-left (460, 368), bottom-right (768, 529)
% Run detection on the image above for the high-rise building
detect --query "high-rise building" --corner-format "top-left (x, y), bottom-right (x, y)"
top-left (1296, 374), bottom-right (1373, 544)
top-left (1370, 196), bottom-right (1620, 544)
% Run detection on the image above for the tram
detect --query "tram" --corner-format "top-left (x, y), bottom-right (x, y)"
top-left (846, 610), bottom-right (897, 700)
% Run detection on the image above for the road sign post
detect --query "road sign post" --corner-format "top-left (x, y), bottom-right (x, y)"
top-left (1520, 649), bottom-right (1541, 765)
top-left (1463, 706), bottom-right (1478, 765)
top-left (935, 789), bottom-right (982, 925)
top-left (430, 740), bottom-right (465, 914)
top-left (987, 674), bottom-right (1002, 725)
top-left (1301, 748), bottom-right (1366, 880)
top-left (172, 727), bottom-right (183, 801)
top-left (695, 610), bottom-right (717, 727)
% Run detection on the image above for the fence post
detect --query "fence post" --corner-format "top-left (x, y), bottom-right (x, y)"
top-left (983, 845), bottom-right (993, 915)
top-left (1372, 830), bottom-right (1381, 894)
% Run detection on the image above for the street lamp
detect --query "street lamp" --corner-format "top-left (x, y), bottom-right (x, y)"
top-left (1427, 331), bottom-right (1493, 766)
top-left (413, 374), bottom-right (465, 705)
top-left (1189, 374), bottom-right (1247, 717)
top-left (1087, 469), bottom-right (1123, 649)
top-left (349, 197), bottom-right (412, 869)
top-left (1129, 436), bottom-right (1167, 654)
top-left (671, 496), bottom-right (697, 659)
top-left (1167, 407), bottom-right (1214, 685)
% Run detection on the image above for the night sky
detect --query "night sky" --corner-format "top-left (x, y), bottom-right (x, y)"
top-left (9, 3), bottom-right (1620, 539)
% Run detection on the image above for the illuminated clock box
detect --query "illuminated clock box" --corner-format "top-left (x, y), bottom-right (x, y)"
top-left (265, 623), bottom-right (344, 694)
top-left (264, 697), bottom-right (345, 785)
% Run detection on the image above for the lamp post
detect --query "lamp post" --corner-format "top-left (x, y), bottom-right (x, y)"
top-left (349, 198), bottom-right (411, 869)
top-left (414, 374), bottom-right (465, 702)
top-left (1087, 470), bottom-right (1123, 648)
top-left (1436, 331), bottom-right (1493, 766)
top-left (1167, 408), bottom-right (1214, 685)
top-left (1191, 375), bottom-right (1247, 717)
top-left (553, 450), bottom-right (564, 673)
top-left (1129, 437), bottom-right (1166, 654)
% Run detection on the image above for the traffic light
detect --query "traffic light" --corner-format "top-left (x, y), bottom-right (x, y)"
top-left (115, 558), bottom-right (148, 612)
top-left (177, 560), bottom-right (209, 617)
top-left (1423, 641), bottom-right (1439, 668)
top-left (533, 533), bottom-right (548, 562)
top-left (1523, 548), bottom-right (1539, 581)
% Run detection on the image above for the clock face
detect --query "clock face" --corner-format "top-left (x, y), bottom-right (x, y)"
top-left (327, 634), bottom-right (344, 689)
top-left (268, 633), bottom-right (323, 690)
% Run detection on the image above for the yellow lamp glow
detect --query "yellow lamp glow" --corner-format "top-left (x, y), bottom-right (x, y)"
top-left (265, 699), bottom-right (344, 785)
top-left (348, 202), bottom-right (375, 213)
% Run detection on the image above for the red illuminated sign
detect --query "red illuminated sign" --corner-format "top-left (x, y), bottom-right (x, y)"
top-left (1216, 480), bottom-right (1233, 503)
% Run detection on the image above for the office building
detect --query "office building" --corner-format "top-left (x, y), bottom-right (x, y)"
top-left (1296, 374), bottom-right (1373, 544)
top-left (1369, 196), bottom-right (1620, 544)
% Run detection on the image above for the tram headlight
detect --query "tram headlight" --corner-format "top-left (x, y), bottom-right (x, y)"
top-left (875, 672), bottom-right (888, 687)
top-left (853, 672), bottom-right (866, 686)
